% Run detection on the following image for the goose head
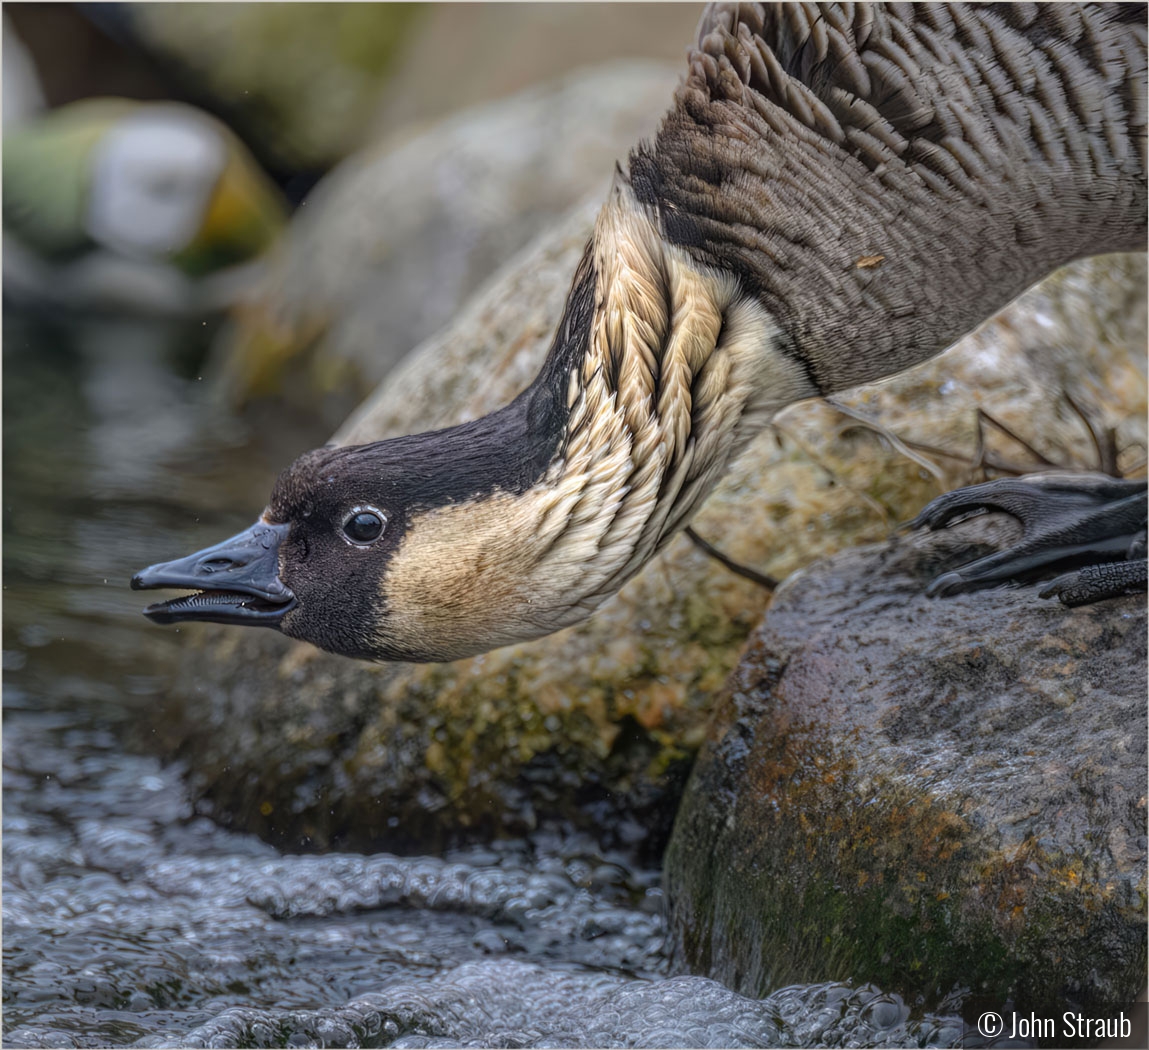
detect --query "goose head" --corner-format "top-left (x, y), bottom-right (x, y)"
top-left (134, 444), bottom-right (406, 660)
top-left (132, 387), bottom-right (578, 663)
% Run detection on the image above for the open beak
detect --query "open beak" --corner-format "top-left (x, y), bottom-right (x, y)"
top-left (131, 520), bottom-right (295, 627)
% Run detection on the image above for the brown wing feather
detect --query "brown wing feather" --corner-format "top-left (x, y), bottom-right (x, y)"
top-left (629, 2), bottom-right (1147, 393)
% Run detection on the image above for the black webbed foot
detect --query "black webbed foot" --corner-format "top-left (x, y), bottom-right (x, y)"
top-left (911, 472), bottom-right (1148, 605)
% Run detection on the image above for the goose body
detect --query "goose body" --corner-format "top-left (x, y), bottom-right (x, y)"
top-left (134, 2), bottom-right (1148, 662)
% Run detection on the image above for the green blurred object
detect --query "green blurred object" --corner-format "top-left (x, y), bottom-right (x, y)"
top-left (3, 98), bottom-right (135, 257)
top-left (124, 3), bottom-right (421, 172)
top-left (3, 98), bottom-right (286, 314)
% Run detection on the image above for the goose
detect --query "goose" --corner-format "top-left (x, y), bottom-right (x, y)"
top-left (133, 2), bottom-right (1148, 663)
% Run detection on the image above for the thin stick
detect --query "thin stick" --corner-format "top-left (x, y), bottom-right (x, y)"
top-left (891, 439), bottom-right (1032, 477)
top-left (1063, 391), bottom-right (1119, 477)
top-left (976, 408), bottom-right (1058, 467)
top-left (685, 527), bottom-right (777, 590)
top-left (825, 398), bottom-right (947, 482)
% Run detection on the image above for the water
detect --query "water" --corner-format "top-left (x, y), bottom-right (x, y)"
top-left (2, 311), bottom-right (966, 1048)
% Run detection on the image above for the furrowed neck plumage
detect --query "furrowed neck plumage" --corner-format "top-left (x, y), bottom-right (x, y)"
top-left (371, 176), bottom-right (813, 660)
top-left (525, 176), bottom-right (814, 611)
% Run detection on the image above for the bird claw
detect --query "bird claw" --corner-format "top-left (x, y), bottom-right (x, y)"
top-left (912, 473), bottom-right (1148, 606)
top-left (923, 570), bottom-right (966, 598)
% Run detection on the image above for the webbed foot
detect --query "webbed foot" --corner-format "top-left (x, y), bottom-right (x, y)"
top-left (911, 473), bottom-right (1147, 605)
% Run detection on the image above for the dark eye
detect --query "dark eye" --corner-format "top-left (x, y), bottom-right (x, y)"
top-left (342, 507), bottom-right (386, 545)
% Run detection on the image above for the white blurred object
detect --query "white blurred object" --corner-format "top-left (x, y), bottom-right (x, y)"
top-left (86, 109), bottom-right (227, 258)
top-left (2, 17), bottom-right (47, 127)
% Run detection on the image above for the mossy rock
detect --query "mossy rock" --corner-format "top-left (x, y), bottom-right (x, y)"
top-left (665, 514), bottom-right (1147, 1007)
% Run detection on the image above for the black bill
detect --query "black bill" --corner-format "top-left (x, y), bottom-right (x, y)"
top-left (131, 520), bottom-right (295, 627)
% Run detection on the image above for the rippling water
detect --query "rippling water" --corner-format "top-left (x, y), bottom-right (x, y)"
top-left (2, 311), bottom-right (966, 1048)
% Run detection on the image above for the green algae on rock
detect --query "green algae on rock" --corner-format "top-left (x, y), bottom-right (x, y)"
top-left (664, 513), bottom-right (1147, 1007)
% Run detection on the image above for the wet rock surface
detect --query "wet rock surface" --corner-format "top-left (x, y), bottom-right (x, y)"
top-left (665, 514), bottom-right (1147, 1008)
top-left (4, 704), bottom-right (965, 1049)
top-left (130, 963), bottom-right (966, 1049)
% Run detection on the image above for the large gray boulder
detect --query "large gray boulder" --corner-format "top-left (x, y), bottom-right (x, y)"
top-left (665, 514), bottom-right (1147, 1007)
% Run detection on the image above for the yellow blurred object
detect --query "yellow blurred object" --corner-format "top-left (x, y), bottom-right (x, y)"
top-left (176, 134), bottom-right (287, 277)
top-left (220, 298), bottom-right (329, 400)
